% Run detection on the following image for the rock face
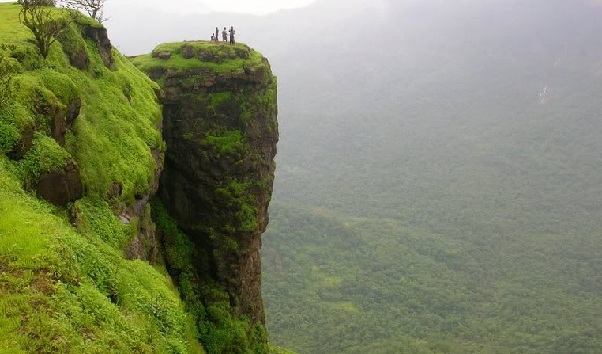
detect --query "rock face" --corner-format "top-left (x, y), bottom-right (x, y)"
top-left (83, 24), bottom-right (113, 68)
top-left (36, 161), bottom-right (83, 207)
top-left (137, 42), bottom-right (278, 324)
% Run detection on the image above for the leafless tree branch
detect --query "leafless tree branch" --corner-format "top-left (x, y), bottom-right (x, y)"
top-left (60, 0), bottom-right (108, 23)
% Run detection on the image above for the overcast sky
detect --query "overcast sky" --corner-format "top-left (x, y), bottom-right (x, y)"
top-left (0, 0), bottom-right (317, 15)
top-left (146, 0), bottom-right (316, 15)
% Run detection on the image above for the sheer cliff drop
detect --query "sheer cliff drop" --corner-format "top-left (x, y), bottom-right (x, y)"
top-left (133, 42), bottom-right (278, 324)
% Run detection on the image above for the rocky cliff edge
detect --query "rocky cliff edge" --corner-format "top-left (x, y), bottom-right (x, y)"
top-left (133, 41), bottom-right (278, 349)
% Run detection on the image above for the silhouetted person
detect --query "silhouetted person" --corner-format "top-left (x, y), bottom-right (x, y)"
top-left (222, 27), bottom-right (228, 42)
top-left (211, 34), bottom-right (215, 41)
top-left (229, 26), bottom-right (235, 44)
top-left (215, 27), bottom-right (219, 41)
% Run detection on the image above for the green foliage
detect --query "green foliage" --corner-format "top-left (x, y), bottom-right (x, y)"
top-left (152, 199), bottom-right (267, 354)
top-left (130, 41), bottom-right (266, 74)
top-left (209, 92), bottom-right (231, 109)
top-left (215, 181), bottom-right (258, 234)
top-left (0, 157), bottom-right (201, 353)
top-left (0, 44), bottom-right (21, 109)
top-left (72, 198), bottom-right (132, 249)
top-left (0, 4), bottom-right (207, 353)
top-left (19, 132), bottom-right (71, 185)
top-left (260, 1), bottom-right (602, 353)
top-left (66, 51), bottom-right (163, 202)
top-left (0, 109), bottom-right (23, 154)
top-left (151, 199), bottom-right (196, 272)
top-left (264, 204), bottom-right (602, 354)
top-left (0, 3), bottom-right (162, 202)
top-left (0, 45), bottom-right (26, 153)
top-left (0, 4), bottom-right (276, 353)
top-left (201, 129), bottom-right (244, 155)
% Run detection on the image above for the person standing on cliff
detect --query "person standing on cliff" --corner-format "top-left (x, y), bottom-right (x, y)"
top-left (229, 26), bottom-right (235, 44)
top-left (215, 27), bottom-right (219, 42)
top-left (222, 27), bottom-right (228, 42)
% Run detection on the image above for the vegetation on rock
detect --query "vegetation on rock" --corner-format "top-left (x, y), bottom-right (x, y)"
top-left (0, 3), bottom-right (200, 352)
top-left (0, 3), bottom-right (286, 353)
top-left (131, 41), bottom-right (265, 74)
top-left (137, 40), bottom-right (279, 353)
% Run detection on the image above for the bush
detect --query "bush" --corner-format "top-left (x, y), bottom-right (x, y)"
top-left (0, 44), bottom-right (20, 109)
top-left (20, 132), bottom-right (71, 186)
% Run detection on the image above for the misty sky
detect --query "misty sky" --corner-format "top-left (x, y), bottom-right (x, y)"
top-left (0, 0), bottom-right (317, 15)
top-left (141, 0), bottom-right (316, 15)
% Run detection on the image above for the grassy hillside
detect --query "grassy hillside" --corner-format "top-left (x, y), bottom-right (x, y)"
top-left (0, 3), bottom-right (202, 352)
top-left (0, 157), bottom-right (201, 353)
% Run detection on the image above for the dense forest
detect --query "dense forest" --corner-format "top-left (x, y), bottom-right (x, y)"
top-left (259, 0), bottom-right (602, 353)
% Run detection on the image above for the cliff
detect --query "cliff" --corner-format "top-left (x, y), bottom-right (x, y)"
top-left (0, 3), bottom-right (278, 353)
top-left (132, 41), bottom-right (278, 351)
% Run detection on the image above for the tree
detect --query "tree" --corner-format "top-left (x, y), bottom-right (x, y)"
top-left (19, 0), bottom-right (67, 59)
top-left (61, 0), bottom-right (107, 23)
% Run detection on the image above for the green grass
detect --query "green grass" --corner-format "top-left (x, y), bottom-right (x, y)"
top-left (152, 199), bottom-right (268, 354)
top-left (0, 3), bottom-right (32, 44)
top-left (19, 132), bottom-right (71, 186)
top-left (65, 50), bottom-right (163, 202)
top-left (0, 156), bottom-right (203, 353)
top-left (0, 3), bottom-right (162, 203)
top-left (0, 3), bottom-right (203, 353)
top-left (0, 4), bottom-right (285, 353)
top-left (200, 129), bottom-right (245, 155)
top-left (130, 41), bottom-right (266, 74)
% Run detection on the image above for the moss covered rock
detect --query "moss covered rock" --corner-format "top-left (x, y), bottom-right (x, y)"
top-left (0, 4), bottom-right (202, 353)
top-left (135, 41), bottom-right (278, 350)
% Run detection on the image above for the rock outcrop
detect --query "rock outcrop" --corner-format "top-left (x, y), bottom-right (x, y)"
top-left (134, 42), bottom-right (278, 325)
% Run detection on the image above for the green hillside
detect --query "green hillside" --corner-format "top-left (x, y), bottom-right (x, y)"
top-left (0, 157), bottom-right (201, 353)
top-left (0, 3), bottom-right (204, 352)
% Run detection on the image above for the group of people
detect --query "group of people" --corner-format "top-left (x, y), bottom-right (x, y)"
top-left (211, 26), bottom-right (236, 44)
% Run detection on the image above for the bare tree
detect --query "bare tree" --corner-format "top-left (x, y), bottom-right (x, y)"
top-left (19, 0), bottom-right (67, 59)
top-left (61, 0), bottom-right (108, 23)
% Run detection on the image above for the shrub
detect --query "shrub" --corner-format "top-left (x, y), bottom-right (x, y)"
top-left (0, 44), bottom-right (20, 109)
top-left (20, 132), bottom-right (71, 186)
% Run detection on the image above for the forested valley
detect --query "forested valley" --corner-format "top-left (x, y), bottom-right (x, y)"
top-left (259, 0), bottom-right (602, 352)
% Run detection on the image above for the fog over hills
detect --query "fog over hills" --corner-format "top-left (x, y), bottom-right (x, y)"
top-left (112, 0), bottom-right (602, 352)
